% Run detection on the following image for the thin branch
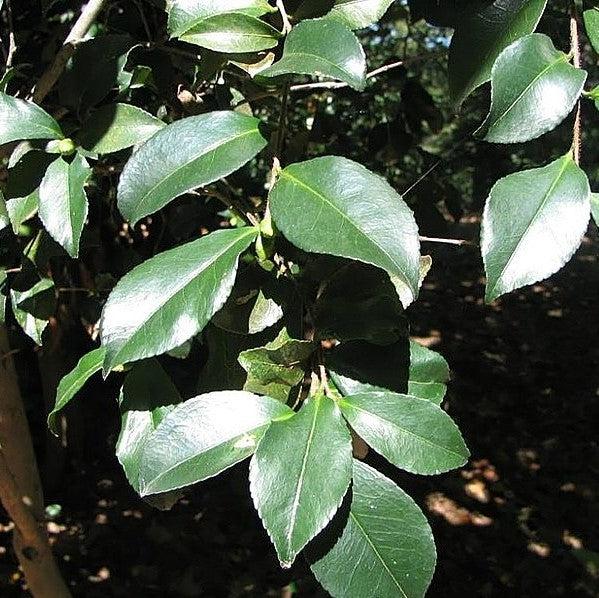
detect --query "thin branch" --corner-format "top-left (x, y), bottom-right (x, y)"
top-left (5, 0), bottom-right (16, 68)
top-left (30, 0), bottom-right (107, 103)
top-left (275, 81), bottom-right (290, 159)
top-left (419, 236), bottom-right (475, 247)
top-left (276, 0), bottom-right (292, 34)
top-left (570, 2), bottom-right (582, 164)
top-left (133, 0), bottom-right (152, 42)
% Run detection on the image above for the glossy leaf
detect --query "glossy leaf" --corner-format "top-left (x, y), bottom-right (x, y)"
top-left (408, 340), bottom-right (449, 404)
top-left (38, 154), bottom-right (92, 258)
top-left (168, 0), bottom-right (275, 37)
top-left (479, 34), bottom-right (586, 143)
top-left (48, 347), bottom-right (106, 435)
top-left (10, 278), bottom-right (56, 345)
top-left (449, 0), bottom-right (547, 106)
top-left (269, 156), bottom-right (421, 305)
top-left (139, 391), bottom-right (291, 495)
top-left (238, 328), bottom-right (314, 403)
top-left (117, 111), bottom-right (267, 225)
top-left (339, 392), bottom-right (469, 474)
top-left (481, 154), bottom-right (590, 302)
top-left (310, 460), bottom-right (436, 598)
top-left (6, 192), bottom-right (39, 234)
top-left (100, 227), bottom-right (258, 372)
top-left (117, 361), bottom-right (182, 494)
top-left (78, 103), bottom-right (165, 154)
top-left (0, 92), bottom-right (63, 144)
top-left (328, 0), bottom-right (395, 30)
top-left (250, 394), bottom-right (353, 567)
top-left (260, 18), bottom-right (367, 91)
top-left (180, 14), bottom-right (281, 53)
top-left (591, 193), bottom-right (599, 228)
top-left (584, 8), bottom-right (599, 55)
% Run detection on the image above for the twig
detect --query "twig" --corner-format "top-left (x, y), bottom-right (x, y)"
top-left (133, 0), bottom-right (152, 42)
top-left (276, 0), bottom-right (292, 34)
top-left (30, 0), bottom-right (107, 103)
top-left (194, 189), bottom-right (260, 227)
top-left (5, 0), bottom-right (16, 68)
top-left (570, 2), bottom-right (582, 165)
top-left (275, 81), bottom-right (290, 159)
top-left (419, 236), bottom-right (475, 247)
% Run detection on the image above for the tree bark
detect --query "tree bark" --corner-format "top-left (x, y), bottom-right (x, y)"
top-left (0, 325), bottom-right (71, 597)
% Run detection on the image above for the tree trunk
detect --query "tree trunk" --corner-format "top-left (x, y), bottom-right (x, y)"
top-left (0, 325), bottom-right (71, 597)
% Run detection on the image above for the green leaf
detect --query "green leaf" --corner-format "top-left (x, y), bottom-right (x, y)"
top-left (38, 154), bottom-right (92, 258)
top-left (48, 347), bottom-right (106, 435)
top-left (0, 92), bottom-right (63, 144)
top-left (238, 328), bottom-right (315, 403)
top-left (117, 111), bottom-right (267, 225)
top-left (269, 156), bottom-right (421, 306)
top-left (481, 154), bottom-right (590, 302)
top-left (260, 18), bottom-right (367, 91)
top-left (59, 34), bottom-right (136, 113)
top-left (339, 392), bottom-right (469, 474)
top-left (408, 340), bottom-right (449, 404)
top-left (328, 340), bottom-right (409, 396)
top-left (139, 391), bottom-right (291, 496)
top-left (591, 193), bottom-right (599, 228)
top-left (6, 192), bottom-right (39, 234)
top-left (314, 261), bottom-right (408, 344)
top-left (328, 0), bottom-right (395, 29)
top-left (478, 34), bottom-right (586, 143)
top-left (78, 103), bottom-right (166, 154)
top-left (117, 360), bottom-right (182, 494)
top-left (180, 13), bottom-right (282, 53)
top-left (449, 0), bottom-right (547, 106)
top-left (10, 278), bottom-right (56, 345)
top-left (100, 227), bottom-right (257, 372)
top-left (250, 394), bottom-right (353, 567)
top-left (310, 460), bottom-right (436, 598)
top-left (584, 8), bottom-right (599, 55)
top-left (168, 0), bottom-right (275, 37)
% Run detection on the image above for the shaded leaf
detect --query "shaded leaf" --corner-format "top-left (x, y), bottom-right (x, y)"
top-left (78, 103), bottom-right (166, 154)
top-left (238, 328), bottom-right (314, 402)
top-left (48, 347), bottom-right (106, 435)
top-left (408, 340), bottom-right (449, 404)
top-left (10, 278), bottom-right (56, 345)
top-left (448, 0), bottom-right (547, 106)
top-left (584, 8), bottom-right (599, 55)
top-left (591, 193), bottom-right (599, 228)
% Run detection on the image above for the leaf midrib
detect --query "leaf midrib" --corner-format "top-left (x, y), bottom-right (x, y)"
top-left (271, 51), bottom-right (363, 86)
top-left (349, 510), bottom-right (409, 598)
top-left (280, 171), bottom-right (414, 295)
top-left (285, 398), bottom-right (321, 557)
